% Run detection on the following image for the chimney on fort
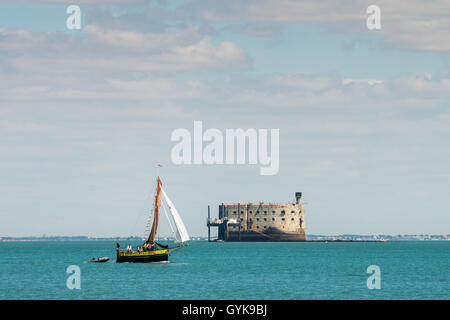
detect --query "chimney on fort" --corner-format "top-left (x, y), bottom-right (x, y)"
top-left (295, 192), bottom-right (302, 204)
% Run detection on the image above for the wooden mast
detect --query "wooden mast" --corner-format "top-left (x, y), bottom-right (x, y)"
top-left (148, 176), bottom-right (163, 244)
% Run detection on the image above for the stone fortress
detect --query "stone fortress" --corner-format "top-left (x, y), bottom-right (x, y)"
top-left (207, 192), bottom-right (306, 241)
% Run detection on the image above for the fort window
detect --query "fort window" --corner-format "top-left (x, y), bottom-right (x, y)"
top-left (281, 218), bottom-right (285, 221)
top-left (281, 210), bottom-right (286, 215)
top-left (264, 211), bottom-right (267, 214)
top-left (264, 218), bottom-right (267, 221)
top-left (272, 211), bottom-right (275, 214)
top-left (233, 211), bottom-right (236, 214)
top-left (291, 211), bottom-right (295, 214)
top-left (291, 218), bottom-right (294, 221)
top-left (256, 218), bottom-right (260, 221)
top-left (249, 218), bottom-right (252, 222)
top-left (272, 218), bottom-right (275, 221)
top-left (256, 211), bottom-right (260, 214)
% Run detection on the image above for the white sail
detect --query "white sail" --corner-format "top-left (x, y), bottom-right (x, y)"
top-left (161, 187), bottom-right (190, 243)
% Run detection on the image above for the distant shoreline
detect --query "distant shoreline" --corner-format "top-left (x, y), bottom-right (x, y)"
top-left (1, 234), bottom-right (449, 242)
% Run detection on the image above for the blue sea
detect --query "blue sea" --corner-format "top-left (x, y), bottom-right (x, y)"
top-left (0, 241), bottom-right (448, 300)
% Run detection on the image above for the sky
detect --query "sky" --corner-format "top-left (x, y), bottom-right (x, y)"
top-left (0, 0), bottom-right (449, 237)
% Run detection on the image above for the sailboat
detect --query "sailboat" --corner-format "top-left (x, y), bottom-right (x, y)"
top-left (116, 176), bottom-right (190, 263)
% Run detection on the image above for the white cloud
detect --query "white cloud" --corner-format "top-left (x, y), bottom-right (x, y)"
top-left (186, 0), bottom-right (450, 52)
top-left (83, 24), bottom-right (203, 50)
top-left (215, 70), bottom-right (449, 111)
top-left (0, 26), bottom-right (250, 75)
top-left (270, 73), bottom-right (341, 91)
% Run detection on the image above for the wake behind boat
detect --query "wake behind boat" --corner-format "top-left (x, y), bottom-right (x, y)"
top-left (116, 176), bottom-right (190, 263)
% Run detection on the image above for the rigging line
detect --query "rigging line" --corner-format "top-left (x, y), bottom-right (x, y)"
top-left (127, 177), bottom-right (157, 238)
top-left (144, 207), bottom-right (154, 241)
top-left (169, 245), bottom-right (186, 261)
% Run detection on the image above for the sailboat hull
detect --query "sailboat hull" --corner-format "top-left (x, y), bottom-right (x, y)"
top-left (116, 249), bottom-right (169, 263)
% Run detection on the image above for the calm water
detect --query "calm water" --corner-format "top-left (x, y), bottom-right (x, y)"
top-left (0, 241), bottom-right (448, 299)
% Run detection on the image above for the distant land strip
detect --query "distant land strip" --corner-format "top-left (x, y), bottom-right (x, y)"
top-left (0, 234), bottom-right (449, 241)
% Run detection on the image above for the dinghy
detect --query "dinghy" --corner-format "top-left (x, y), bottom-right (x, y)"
top-left (89, 257), bottom-right (110, 263)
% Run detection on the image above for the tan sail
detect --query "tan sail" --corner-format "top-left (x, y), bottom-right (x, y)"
top-left (148, 176), bottom-right (162, 244)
